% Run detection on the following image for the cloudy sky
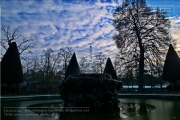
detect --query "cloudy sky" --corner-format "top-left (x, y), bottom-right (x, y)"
top-left (1, 0), bottom-right (180, 60)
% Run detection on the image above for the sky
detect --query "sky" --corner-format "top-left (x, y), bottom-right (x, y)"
top-left (0, 0), bottom-right (180, 61)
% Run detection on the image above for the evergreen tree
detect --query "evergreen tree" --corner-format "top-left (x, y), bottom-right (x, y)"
top-left (1, 42), bottom-right (23, 84)
top-left (65, 53), bottom-right (80, 79)
top-left (103, 58), bottom-right (118, 79)
top-left (162, 44), bottom-right (180, 84)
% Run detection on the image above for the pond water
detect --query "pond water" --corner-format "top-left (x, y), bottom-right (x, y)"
top-left (1, 98), bottom-right (180, 120)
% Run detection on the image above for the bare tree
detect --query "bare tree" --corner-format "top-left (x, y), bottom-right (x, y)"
top-left (40, 48), bottom-right (61, 82)
top-left (1, 25), bottom-right (36, 60)
top-left (115, 53), bottom-right (138, 87)
top-left (22, 58), bottom-right (33, 85)
top-left (59, 47), bottom-right (73, 73)
top-left (40, 48), bottom-right (52, 82)
top-left (23, 57), bottom-right (43, 84)
top-left (113, 1), bottom-right (172, 91)
top-left (92, 52), bottom-right (106, 73)
top-left (91, 61), bottom-right (100, 73)
top-left (79, 56), bottom-right (90, 73)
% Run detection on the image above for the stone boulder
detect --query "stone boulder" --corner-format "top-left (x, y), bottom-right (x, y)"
top-left (59, 74), bottom-right (122, 112)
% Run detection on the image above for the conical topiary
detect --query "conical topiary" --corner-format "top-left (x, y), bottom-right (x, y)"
top-left (103, 57), bottom-right (118, 79)
top-left (1, 42), bottom-right (23, 83)
top-left (65, 53), bottom-right (80, 79)
top-left (162, 44), bottom-right (180, 83)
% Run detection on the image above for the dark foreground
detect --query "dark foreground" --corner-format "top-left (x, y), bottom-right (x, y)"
top-left (1, 98), bottom-right (180, 120)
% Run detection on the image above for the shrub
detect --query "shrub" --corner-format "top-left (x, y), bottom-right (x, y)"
top-left (1, 42), bottom-right (23, 84)
top-left (65, 53), bottom-right (80, 79)
top-left (103, 58), bottom-right (118, 79)
top-left (162, 44), bottom-right (180, 83)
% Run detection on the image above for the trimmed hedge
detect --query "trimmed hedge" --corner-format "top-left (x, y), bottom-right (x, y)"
top-left (103, 58), bottom-right (118, 79)
top-left (65, 53), bottom-right (80, 79)
top-left (162, 44), bottom-right (180, 83)
top-left (1, 42), bottom-right (23, 83)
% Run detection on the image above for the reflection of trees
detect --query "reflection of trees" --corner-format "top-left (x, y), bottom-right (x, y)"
top-left (120, 103), bottom-right (156, 118)
top-left (28, 102), bottom-right (155, 119)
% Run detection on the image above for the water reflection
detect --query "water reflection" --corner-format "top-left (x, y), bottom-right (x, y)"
top-left (27, 102), bottom-right (156, 119)
top-left (2, 99), bottom-right (180, 120)
top-left (119, 103), bottom-right (156, 118)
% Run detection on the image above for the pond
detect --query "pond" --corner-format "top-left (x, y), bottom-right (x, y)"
top-left (1, 98), bottom-right (180, 120)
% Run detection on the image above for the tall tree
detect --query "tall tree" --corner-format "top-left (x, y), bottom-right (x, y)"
top-left (162, 44), bottom-right (180, 84)
top-left (1, 25), bottom-right (36, 60)
top-left (40, 48), bottom-right (61, 82)
top-left (104, 58), bottom-right (118, 79)
top-left (113, 0), bottom-right (172, 91)
top-left (65, 53), bottom-right (80, 79)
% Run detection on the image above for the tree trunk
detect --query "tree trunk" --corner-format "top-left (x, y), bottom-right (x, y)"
top-left (151, 71), bottom-right (152, 89)
top-left (139, 47), bottom-right (144, 91)
top-left (134, 22), bottom-right (144, 91)
top-left (160, 77), bottom-right (162, 90)
top-left (158, 69), bottom-right (162, 90)
top-left (65, 60), bottom-right (67, 73)
top-left (132, 81), bottom-right (134, 88)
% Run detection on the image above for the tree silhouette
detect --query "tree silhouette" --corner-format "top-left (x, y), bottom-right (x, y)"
top-left (162, 44), bottom-right (180, 84)
top-left (113, 0), bottom-right (172, 91)
top-left (1, 25), bottom-right (36, 60)
top-left (65, 53), bottom-right (80, 79)
top-left (92, 52), bottom-right (106, 73)
top-left (1, 42), bottom-right (23, 91)
top-left (103, 58), bottom-right (118, 79)
top-left (79, 56), bottom-right (90, 73)
top-left (59, 47), bottom-right (73, 73)
top-left (40, 48), bottom-right (62, 82)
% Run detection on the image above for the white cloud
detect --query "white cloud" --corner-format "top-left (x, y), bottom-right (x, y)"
top-left (170, 16), bottom-right (180, 50)
top-left (3, 0), bottom-right (179, 62)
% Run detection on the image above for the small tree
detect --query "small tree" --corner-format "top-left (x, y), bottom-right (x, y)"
top-left (162, 44), bottom-right (180, 84)
top-left (1, 42), bottom-right (23, 91)
top-left (79, 56), bottom-right (90, 73)
top-left (65, 53), bottom-right (80, 79)
top-left (92, 52), bottom-right (106, 73)
top-left (40, 48), bottom-right (61, 82)
top-left (104, 58), bottom-right (118, 79)
top-left (59, 47), bottom-right (73, 73)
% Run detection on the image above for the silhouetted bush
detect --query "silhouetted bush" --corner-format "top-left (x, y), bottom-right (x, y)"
top-left (1, 42), bottom-right (23, 92)
top-left (162, 44), bottom-right (180, 83)
top-left (1, 42), bottom-right (23, 83)
top-left (65, 53), bottom-right (80, 79)
top-left (103, 58), bottom-right (118, 79)
top-left (60, 74), bottom-right (120, 112)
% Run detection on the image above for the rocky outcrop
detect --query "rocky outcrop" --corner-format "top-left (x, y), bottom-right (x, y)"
top-left (59, 74), bottom-right (122, 112)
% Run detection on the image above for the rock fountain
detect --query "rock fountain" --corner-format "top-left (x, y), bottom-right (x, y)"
top-left (59, 53), bottom-right (122, 113)
top-left (60, 73), bottom-right (122, 112)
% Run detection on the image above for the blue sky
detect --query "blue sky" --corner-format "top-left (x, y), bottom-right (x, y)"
top-left (0, 0), bottom-right (180, 60)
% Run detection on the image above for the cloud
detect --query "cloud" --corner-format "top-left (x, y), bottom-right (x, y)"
top-left (170, 16), bottom-right (180, 50)
top-left (2, 0), bottom-right (179, 62)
